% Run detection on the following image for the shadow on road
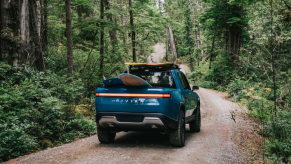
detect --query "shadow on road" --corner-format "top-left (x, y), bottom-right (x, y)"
top-left (95, 129), bottom-right (198, 149)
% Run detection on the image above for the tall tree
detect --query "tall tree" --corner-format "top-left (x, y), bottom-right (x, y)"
top-left (184, 1), bottom-right (194, 71)
top-left (29, 0), bottom-right (45, 71)
top-left (0, 0), bottom-right (19, 65)
top-left (99, 0), bottom-right (105, 78)
top-left (200, 0), bottom-right (249, 69)
top-left (226, 4), bottom-right (243, 68)
top-left (20, 0), bottom-right (29, 65)
top-left (120, 0), bottom-right (126, 47)
top-left (0, 0), bottom-right (5, 61)
top-left (0, 0), bottom-right (45, 70)
top-left (65, 0), bottom-right (73, 75)
top-left (129, 0), bottom-right (136, 62)
top-left (43, 0), bottom-right (48, 51)
top-left (105, 0), bottom-right (118, 52)
top-left (164, 0), bottom-right (178, 62)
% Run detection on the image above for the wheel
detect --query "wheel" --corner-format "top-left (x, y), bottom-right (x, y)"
top-left (169, 110), bottom-right (185, 147)
top-left (189, 105), bottom-right (201, 132)
top-left (97, 126), bottom-right (116, 143)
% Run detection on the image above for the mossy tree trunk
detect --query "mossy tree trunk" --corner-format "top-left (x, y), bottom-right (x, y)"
top-left (65, 0), bottom-right (73, 75)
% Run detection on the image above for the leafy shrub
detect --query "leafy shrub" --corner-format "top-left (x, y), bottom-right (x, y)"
top-left (226, 79), bottom-right (246, 101)
top-left (195, 81), bottom-right (218, 89)
top-left (0, 63), bottom-right (96, 162)
top-left (0, 122), bottom-right (37, 161)
top-left (189, 58), bottom-right (291, 162)
top-left (263, 116), bottom-right (291, 163)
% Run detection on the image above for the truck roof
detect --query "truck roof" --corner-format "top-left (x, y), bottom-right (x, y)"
top-left (125, 62), bottom-right (174, 66)
top-left (125, 63), bottom-right (180, 71)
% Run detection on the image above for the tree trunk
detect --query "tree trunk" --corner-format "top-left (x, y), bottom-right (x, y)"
top-left (0, 0), bottom-right (20, 65)
top-left (65, 0), bottom-right (73, 75)
top-left (99, 0), bottom-right (105, 78)
top-left (120, 0), bottom-right (126, 47)
top-left (43, 0), bottom-right (48, 51)
top-left (193, 6), bottom-right (200, 67)
top-left (195, 33), bottom-right (200, 66)
top-left (125, 0), bottom-right (129, 42)
top-left (165, 31), bottom-right (169, 62)
top-left (186, 8), bottom-right (194, 72)
top-left (168, 27), bottom-right (178, 62)
top-left (227, 5), bottom-right (242, 68)
top-left (128, 0), bottom-right (136, 62)
top-left (209, 35), bottom-right (215, 69)
top-left (0, 1), bottom-right (2, 61)
top-left (0, 0), bottom-right (6, 61)
top-left (105, 0), bottom-right (118, 52)
top-left (199, 31), bottom-right (203, 56)
top-left (1, 0), bottom-right (45, 70)
top-left (35, 0), bottom-right (45, 71)
top-left (164, 0), bottom-right (178, 62)
top-left (20, 0), bottom-right (30, 64)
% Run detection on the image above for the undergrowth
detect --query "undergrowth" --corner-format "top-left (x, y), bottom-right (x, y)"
top-left (190, 60), bottom-right (291, 163)
top-left (0, 62), bottom-right (96, 162)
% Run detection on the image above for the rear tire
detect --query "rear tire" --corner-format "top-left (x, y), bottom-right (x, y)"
top-left (97, 126), bottom-right (116, 143)
top-left (169, 110), bottom-right (185, 147)
top-left (189, 105), bottom-right (201, 132)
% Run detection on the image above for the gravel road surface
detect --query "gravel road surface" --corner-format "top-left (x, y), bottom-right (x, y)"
top-left (148, 43), bottom-right (166, 63)
top-left (6, 44), bottom-right (250, 164)
top-left (148, 43), bottom-right (189, 74)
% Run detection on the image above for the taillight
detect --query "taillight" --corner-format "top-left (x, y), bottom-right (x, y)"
top-left (95, 93), bottom-right (171, 98)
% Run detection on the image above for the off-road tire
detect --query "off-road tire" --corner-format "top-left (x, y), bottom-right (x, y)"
top-left (189, 105), bottom-right (201, 132)
top-left (97, 126), bottom-right (116, 143)
top-left (169, 110), bottom-right (185, 147)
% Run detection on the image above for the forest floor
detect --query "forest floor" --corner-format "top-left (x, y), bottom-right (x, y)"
top-left (5, 44), bottom-right (263, 164)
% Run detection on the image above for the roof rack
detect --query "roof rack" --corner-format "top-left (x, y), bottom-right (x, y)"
top-left (124, 63), bottom-right (180, 73)
top-left (125, 63), bottom-right (179, 68)
top-left (125, 62), bottom-right (174, 66)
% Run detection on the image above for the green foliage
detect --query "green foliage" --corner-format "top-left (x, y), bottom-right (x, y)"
top-left (189, 55), bottom-right (234, 90)
top-left (194, 0), bottom-right (291, 162)
top-left (0, 122), bottom-right (37, 161)
top-left (0, 63), bottom-right (96, 162)
top-left (226, 79), bottom-right (246, 101)
top-left (264, 117), bottom-right (291, 163)
top-left (0, 0), bottom-right (168, 161)
top-left (2, 0), bottom-right (291, 162)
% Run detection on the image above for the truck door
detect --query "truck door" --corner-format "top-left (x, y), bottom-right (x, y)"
top-left (177, 72), bottom-right (197, 118)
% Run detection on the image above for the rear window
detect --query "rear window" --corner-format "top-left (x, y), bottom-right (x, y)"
top-left (132, 71), bottom-right (176, 88)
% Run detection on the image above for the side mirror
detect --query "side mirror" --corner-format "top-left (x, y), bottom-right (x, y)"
top-left (192, 86), bottom-right (199, 91)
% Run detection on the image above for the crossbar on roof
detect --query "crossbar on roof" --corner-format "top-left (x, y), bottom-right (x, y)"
top-left (124, 62), bottom-right (174, 66)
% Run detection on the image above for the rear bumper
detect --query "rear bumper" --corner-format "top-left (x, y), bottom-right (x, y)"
top-left (96, 112), bottom-right (178, 131)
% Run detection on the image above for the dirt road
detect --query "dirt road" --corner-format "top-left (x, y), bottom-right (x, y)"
top-left (148, 43), bottom-right (189, 74)
top-left (6, 44), bottom-right (250, 164)
top-left (148, 44), bottom-right (166, 63)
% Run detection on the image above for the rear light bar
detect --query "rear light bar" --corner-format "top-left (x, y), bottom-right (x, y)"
top-left (95, 93), bottom-right (171, 98)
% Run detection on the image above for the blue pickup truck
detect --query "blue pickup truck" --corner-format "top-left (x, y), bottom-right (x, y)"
top-left (95, 63), bottom-right (200, 147)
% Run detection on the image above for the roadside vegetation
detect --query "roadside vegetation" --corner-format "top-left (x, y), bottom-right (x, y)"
top-left (0, 0), bottom-right (163, 161)
top-left (0, 62), bottom-right (97, 161)
top-left (0, 0), bottom-right (290, 163)
top-left (189, 0), bottom-right (291, 163)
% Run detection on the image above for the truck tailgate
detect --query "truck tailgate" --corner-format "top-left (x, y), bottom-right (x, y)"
top-left (95, 88), bottom-right (171, 113)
